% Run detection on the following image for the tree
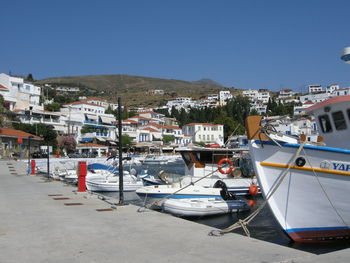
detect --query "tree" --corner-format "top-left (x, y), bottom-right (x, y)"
top-left (121, 135), bottom-right (132, 147)
top-left (249, 109), bottom-right (260, 116)
top-left (80, 125), bottom-right (94, 134)
top-left (44, 103), bottom-right (61, 112)
top-left (58, 136), bottom-right (77, 153)
top-left (105, 105), bottom-right (113, 114)
top-left (26, 73), bottom-right (34, 82)
top-left (162, 135), bottom-right (175, 145)
top-left (12, 123), bottom-right (58, 149)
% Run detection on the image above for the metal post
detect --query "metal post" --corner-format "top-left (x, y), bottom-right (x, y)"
top-left (27, 136), bottom-right (32, 174)
top-left (47, 140), bottom-right (50, 180)
top-left (118, 97), bottom-right (124, 205)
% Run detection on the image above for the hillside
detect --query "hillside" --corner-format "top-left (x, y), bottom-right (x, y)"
top-left (36, 74), bottom-right (235, 107)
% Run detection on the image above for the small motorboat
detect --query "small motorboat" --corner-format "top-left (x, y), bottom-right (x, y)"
top-left (140, 154), bottom-right (169, 165)
top-left (162, 198), bottom-right (250, 217)
top-left (86, 176), bottom-right (144, 192)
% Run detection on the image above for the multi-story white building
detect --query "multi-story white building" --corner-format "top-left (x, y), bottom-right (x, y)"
top-left (278, 89), bottom-right (294, 99)
top-left (293, 101), bottom-right (314, 116)
top-left (257, 89), bottom-right (270, 103)
top-left (308, 85), bottom-right (323, 93)
top-left (81, 97), bottom-right (118, 111)
top-left (0, 73), bottom-right (43, 111)
top-left (182, 123), bottom-right (224, 146)
top-left (166, 97), bottom-right (195, 112)
top-left (219, 91), bottom-right (233, 105)
top-left (242, 89), bottom-right (270, 103)
top-left (326, 84), bottom-right (340, 94)
top-left (299, 92), bottom-right (331, 104)
top-left (61, 101), bottom-right (116, 143)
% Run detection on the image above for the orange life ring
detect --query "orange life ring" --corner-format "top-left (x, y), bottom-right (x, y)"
top-left (217, 158), bottom-right (234, 174)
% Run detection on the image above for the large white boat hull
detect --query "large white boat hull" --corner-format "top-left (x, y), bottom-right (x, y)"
top-left (250, 140), bottom-right (350, 242)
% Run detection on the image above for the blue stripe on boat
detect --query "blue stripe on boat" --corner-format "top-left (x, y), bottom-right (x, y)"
top-left (286, 226), bottom-right (349, 233)
top-left (254, 140), bottom-right (350, 155)
top-left (137, 193), bottom-right (222, 199)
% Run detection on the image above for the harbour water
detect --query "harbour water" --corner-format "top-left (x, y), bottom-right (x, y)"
top-left (100, 160), bottom-right (350, 255)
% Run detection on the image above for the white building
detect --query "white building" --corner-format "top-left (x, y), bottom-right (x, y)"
top-left (299, 92), bottom-right (331, 104)
top-left (293, 101), bottom-right (314, 116)
top-left (0, 73), bottom-right (43, 111)
top-left (326, 84), bottom-right (340, 94)
top-left (308, 85), bottom-right (323, 93)
top-left (61, 101), bottom-right (117, 144)
top-left (219, 91), bottom-right (233, 105)
top-left (242, 89), bottom-right (270, 103)
top-left (82, 97), bottom-right (118, 111)
top-left (166, 97), bottom-right (195, 112)
top-left (278, 89), bottom-right (294, 99)
top-left (182, 123), bottom-right (224, 146)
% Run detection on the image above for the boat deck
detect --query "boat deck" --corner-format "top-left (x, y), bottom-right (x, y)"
top-left (0, 160), bottom-right (349, 263)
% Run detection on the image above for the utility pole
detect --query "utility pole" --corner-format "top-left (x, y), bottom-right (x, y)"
top-left (118, 97), bottom-right (124, 205)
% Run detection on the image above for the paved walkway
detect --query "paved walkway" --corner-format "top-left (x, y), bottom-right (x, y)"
top-left (0, 160), bottom-right (349, 262)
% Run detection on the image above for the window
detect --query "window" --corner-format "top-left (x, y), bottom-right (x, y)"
top-left (318, 114), bottom-right (332, 133)
top-left (332, 111), bottom-right (347, 130)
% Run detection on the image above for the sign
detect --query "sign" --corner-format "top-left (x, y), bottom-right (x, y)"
top-left (17, 137), bottom-right (23, 144)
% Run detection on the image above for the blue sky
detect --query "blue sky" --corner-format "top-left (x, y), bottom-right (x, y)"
top-left (1, 0), bottom-right (349, 91)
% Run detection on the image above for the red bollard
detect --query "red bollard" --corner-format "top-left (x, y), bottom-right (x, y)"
top-left (31, 159), bottom-right (36, 175)
top-left (55, 150), bottom-right (59, 158)
top-left (78, 161), bottom-right (87, 192)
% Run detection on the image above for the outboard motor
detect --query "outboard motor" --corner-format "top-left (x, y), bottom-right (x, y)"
top-left (213, 180), bottom-right (237, 200)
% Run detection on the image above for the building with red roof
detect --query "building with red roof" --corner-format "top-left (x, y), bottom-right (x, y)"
top-left (0, 128), bottom-right (42, 158)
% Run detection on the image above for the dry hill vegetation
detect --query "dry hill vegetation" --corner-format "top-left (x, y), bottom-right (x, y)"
top-left (36, 75), bottom-right (237, 107)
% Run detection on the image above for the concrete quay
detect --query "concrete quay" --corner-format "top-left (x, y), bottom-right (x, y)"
top-left (0, 160), bottom-right (349, 263)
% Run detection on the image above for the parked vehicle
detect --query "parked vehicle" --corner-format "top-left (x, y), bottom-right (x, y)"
top-left (31, 151), bottom-right (48, 158)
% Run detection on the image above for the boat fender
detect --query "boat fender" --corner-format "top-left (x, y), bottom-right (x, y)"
top-left (213, 180), bottom-right (237, 200)
top-left (217, 158), bottom-right (234, 175)
top-left (248, 184), bottom-right (258, 196)
top-left (295, 157), bottom-right (306, 167)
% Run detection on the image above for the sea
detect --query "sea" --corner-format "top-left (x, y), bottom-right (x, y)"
top-left (93, 160), bottom-right (350, 255)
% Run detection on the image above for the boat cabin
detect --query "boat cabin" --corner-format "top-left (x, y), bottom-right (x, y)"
top-left (305, 95), bottom-right (350, 149)
top-left (176, 146), bottom-right (247, 178)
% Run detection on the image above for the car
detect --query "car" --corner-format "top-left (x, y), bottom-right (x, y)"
top-left (31, 151), bottom-right (48, 158)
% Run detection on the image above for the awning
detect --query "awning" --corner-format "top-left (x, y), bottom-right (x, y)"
top-left (86, 114), bottom-right (98, 120)
top-left (110, 141), bottom-right (117, 145)
top-left (97, 137), bottom-right (106, 142)
top-left (100, 116), bottom-right (115, 124)
top-left (152, 133), bottom-right (162, 140)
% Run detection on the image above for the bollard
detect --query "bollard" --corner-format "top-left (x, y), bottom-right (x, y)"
top-left (31, 159), bottom-right (36, 175)
top-left (55, 150), bottom-right (59, 158)
top-left (78, 161), bottom-right (87, 192)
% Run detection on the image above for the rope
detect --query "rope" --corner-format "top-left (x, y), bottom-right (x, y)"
top-left (210, 139), bottom-right (307, 237)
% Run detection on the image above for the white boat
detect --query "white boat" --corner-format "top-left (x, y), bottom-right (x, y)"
top-left (137, 147), bottom-right (258, 202)
top-left (86, 176), bottom-right (144, 192)
top-left (136, 184), bottom-right (223, 206)
top-left (140, 154), bottom-right (169, 165)
top-left (246, 95), bottom-right (350, 242)
top-left (162, 198), bottom-right (250, 217)
top-left (136, 146), bottom-right (259, 207)
top-left (85, 162), bottom-right (144, 192)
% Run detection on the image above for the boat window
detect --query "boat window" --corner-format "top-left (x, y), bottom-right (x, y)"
top-left (180, 152), bottom-right (191, 166)
top-left (347, 109), bottom-right (350, 122)
top-left (332, 111), bottom-right (347, 131)
top-left (318, 114), bottom-right (332, 133)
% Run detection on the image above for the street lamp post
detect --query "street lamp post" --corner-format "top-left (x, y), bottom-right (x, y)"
top-left (47, 139), bottom-right (50, 180)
